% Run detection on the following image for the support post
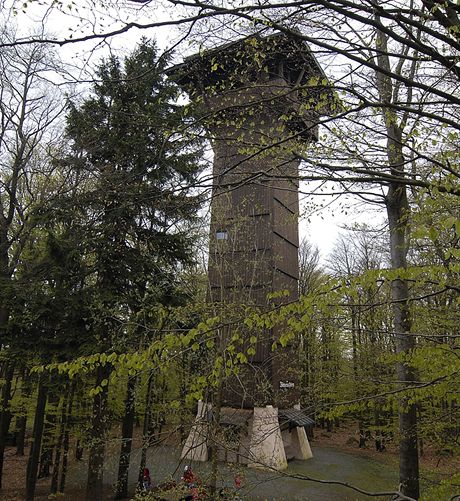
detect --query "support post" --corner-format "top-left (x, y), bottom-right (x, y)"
top-left (181, 400), bottom-right (210, 462)
top-left (249, 406), bottom-right (287, 470)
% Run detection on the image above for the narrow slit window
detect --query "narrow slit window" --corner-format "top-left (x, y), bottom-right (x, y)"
top-left (216, 229), bottom-right (228, 241)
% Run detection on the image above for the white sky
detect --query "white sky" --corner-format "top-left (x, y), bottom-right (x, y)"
top-left (300, 190), bottom-right (385, 261)
top-left (4, 0), bottom-right (384, 260)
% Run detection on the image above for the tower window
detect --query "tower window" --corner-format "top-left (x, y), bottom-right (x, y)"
top-left (216, 229), bottom-right (228, 240)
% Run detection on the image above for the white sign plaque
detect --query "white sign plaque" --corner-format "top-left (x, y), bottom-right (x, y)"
top-left (279, 381), bottom-right (295, 389)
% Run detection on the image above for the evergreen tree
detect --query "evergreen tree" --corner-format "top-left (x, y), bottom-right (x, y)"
top-left (62, 38), bottom-right (204, 501)
top-left (65, 39), bottom-right (203, 328)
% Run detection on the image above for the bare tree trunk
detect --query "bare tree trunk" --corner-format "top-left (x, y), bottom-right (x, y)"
top-left (374, 405), bottom-right (386, 452)
top-left (86, 364), bottom-right (110, 501)
top-left (75, 439), bottom-right (83, 461)
top-left (15, 366), bottom-right (31, 456)
top-left (25, 373), bottom-right (48, 501)
top-left (115, 375), bottom-right (136, 499)
top-left (38, 389), bottom-right (59, 479)
top-left (50, 383), bottom-right (72, 495)
top-left (138, 371), bottom-right (154, 488)
top-left (15, 414), bottom-right (27, 456)
top-left (387, 188), bottom-right (419, 498)
top-left (351, 307), bottom-right (366, 447)
top-left (58, 382), bottom-right (75, 494)
top-left (15, 395), bottom-right (29, 456)
top-left (0, 362), bottom-right (15, 489)
top-left (375, 16), bottom-right (420, 498)
top-left (210, 386), bottom-right (222, 496)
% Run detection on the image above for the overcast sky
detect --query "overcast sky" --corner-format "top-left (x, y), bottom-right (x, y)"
top-left (3, 0), bottom-right (386, 261)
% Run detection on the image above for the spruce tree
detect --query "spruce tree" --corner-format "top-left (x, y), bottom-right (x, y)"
top-left (63, 39), bottom-right (204, 501)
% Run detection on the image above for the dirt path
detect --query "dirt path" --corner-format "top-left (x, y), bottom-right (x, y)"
top-left (2, 441), bottom-right (400, 500)
top-left (4, 423), bottom-right (458, 500)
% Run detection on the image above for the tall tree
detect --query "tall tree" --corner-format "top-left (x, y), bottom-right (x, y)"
top-left (374, 14), bottom-right (420, 498)
top-left (298, 238), bottom-right (323, 296)
top-left (63, 38), bottom-right (204, 501)
top-left (0, 25), bottom-right (69, 490)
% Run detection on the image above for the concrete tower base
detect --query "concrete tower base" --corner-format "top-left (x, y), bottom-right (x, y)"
top-left (281, 424), bottom-right (313, 460)
top-left (181, 402), bottom-right (313, 470)
top-left (248, 405), bottom-right (287, 470)
top-left (180, 400), bottom-right (211, 462)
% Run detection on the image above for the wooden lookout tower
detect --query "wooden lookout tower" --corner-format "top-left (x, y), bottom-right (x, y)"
top-left (167, 32), bottom-right (328, 470)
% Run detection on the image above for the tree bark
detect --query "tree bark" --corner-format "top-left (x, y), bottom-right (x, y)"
top-left (210, 383), bottom-right (223, 496)
top-left (75, 439), bottom-right (83, 461)
top-left (374, 13), bottom-right (420, 498)
top-left (15, 413), bottom-right (26, 456)
top-left (50, 383), bottom-right (72, 495)
top-left (115, 375), bottom-right (136, 499)
top-left (86, 364), bottom-right (111, 501)
top-left (59, 382), bottom-right (75, 494)
top-left (25, 373), bottom-right (48, 501)
top-left (138, 371), bottom-right (154, 488)
top-left (38, 390), bottom-right (59, 479)
top-left (15, 366), bottom-right (32, 456)
top-left (387, 186), bottom-right (420, 499)
top-left (15, 370), bottom-right (29, 456)
top-left (0, 362), bottom-right (15, 489)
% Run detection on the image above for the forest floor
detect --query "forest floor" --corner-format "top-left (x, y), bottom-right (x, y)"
top-left (313, 423), bottom-right (460, 475)
top-left (311, 424), bottom-right (460, 498)
top-left (2, 423), bottom-right (459, 500)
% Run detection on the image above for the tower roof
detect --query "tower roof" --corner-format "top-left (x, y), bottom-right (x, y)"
top-left (166, 31), bottom-right (329, 100)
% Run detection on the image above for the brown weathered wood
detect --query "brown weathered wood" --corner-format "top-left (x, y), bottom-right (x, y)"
top-left (168, 34), bottom-right (326, 409)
